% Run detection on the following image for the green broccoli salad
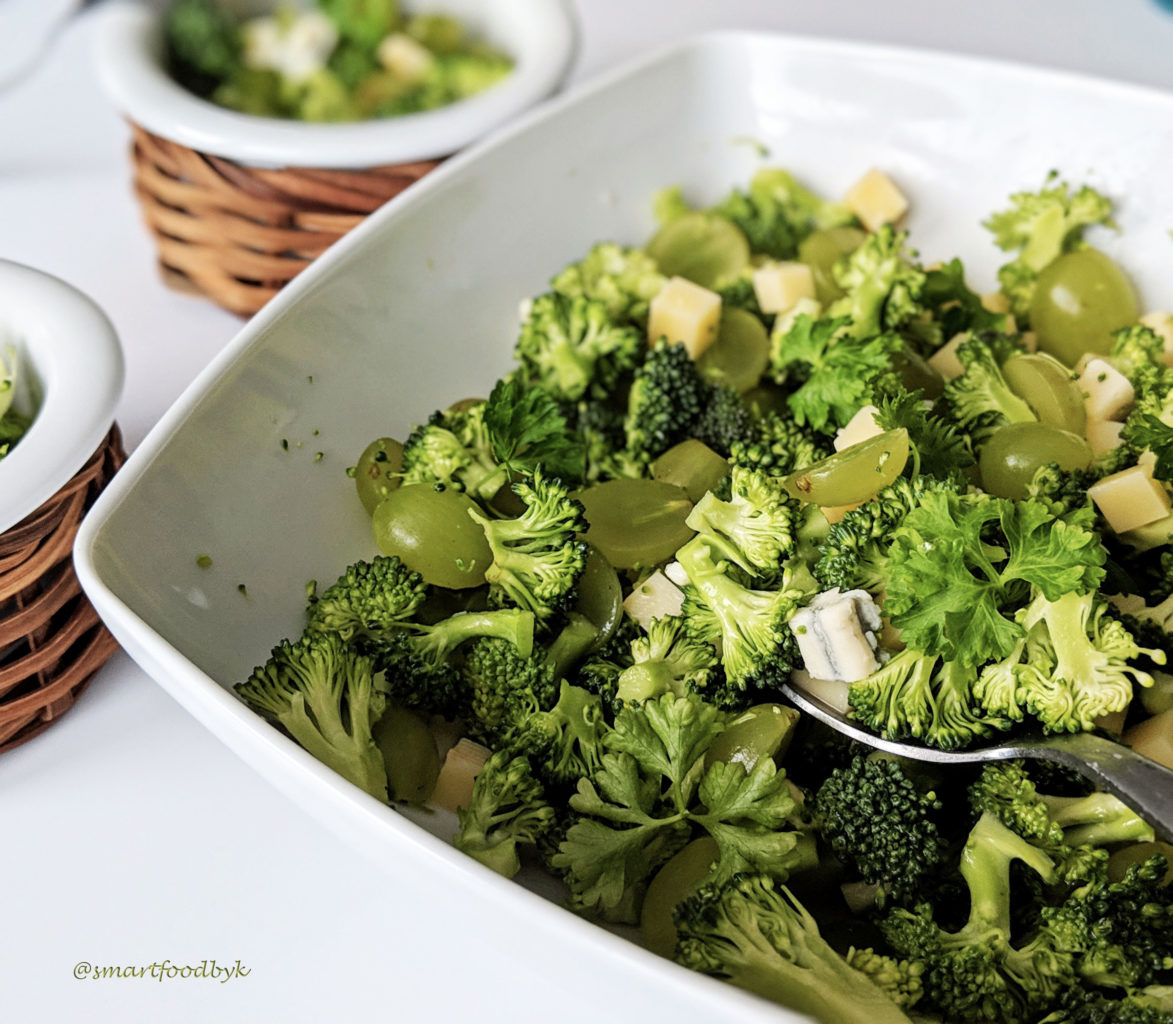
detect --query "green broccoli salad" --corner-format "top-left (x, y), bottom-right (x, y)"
top-left (237, 166), bottom-right (1173, 1024)
top-left (165, 0), bottom-right (512, 122)
top-left (0, 345), bottom-right (31, 460)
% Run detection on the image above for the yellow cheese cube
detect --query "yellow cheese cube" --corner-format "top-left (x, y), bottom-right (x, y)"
top-left (844, 168), bottom-right (909, 233)
top-left (377, 32), bottom-right (435, 82)
top-left (834, 405), bottom-right (883, 452)
top-left (1021, 331), bottom-right (1039, 354)
top-left (927, 332), bottom-right (967, 381)
top-left (431, 738), bottom-right (491, 812)
top-left (1086, 419), bottom-right (1124, 455)
top-left (1078, 357), bottom-right (1135, 422)
top-left (1088, 465), bottom-right (1172, 533)
top-left (623, 570), bottom-right (684, 630)
top-left (647, 276), bottom-right (722, 357)
top-left (980, 291), bottom-right (1011, 315)
top-left (752, 262), bottom-right (816, 315)
top-left (1141, 311), bottom-right (1173, 367)
top-left (1139, 449), bottom-right (1159, 476)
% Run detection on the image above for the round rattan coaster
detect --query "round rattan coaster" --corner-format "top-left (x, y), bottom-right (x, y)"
top-left (129, 123), bottom-right (442, 316)
top-left (0, 426), bottom-right (126, 754)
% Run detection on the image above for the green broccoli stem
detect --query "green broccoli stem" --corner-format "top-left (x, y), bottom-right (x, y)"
top-left (957, 812), bottom-right (1056, 940)
top-left (415, 610), bottom-right (535, 662)
top-left (1043, 792), bottom-right (1156, 847)
top-left (546, 613), bottom-right (601, 680)
top-left (278, 691), bottom-right (388, 802)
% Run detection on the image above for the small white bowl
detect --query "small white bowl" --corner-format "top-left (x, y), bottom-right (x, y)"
top-left (94, 0), bottom-right (578, 169)
top-left (0, 261), bottom-right (124, 536)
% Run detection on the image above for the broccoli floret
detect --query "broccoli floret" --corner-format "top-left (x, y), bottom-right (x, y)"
top-left (814, 755), bottom-right (946, 904)
top-left (1041, 856), bottom-right (1173, 991)
top-left (622, 339), bottom-right (708, 465)
top-left (677, 536), bottom-right (814, 686)
top-left (550, 242), bottom-right (666, 327)
top-left (615, 616), bottom-right (721, 703)
top-left (728, 410), bottom-right (831, 476)
top-left (674, 874), bottom-right (916, 1024)
top-left (983, 175), bottom-right (1116, 320)
top-left (921, 257), bottom-right (1014, 338)
top-left (236, 632), bottom-right (388, 801)
top-left (1040, 985), bottom-right (1173, 1024)
top-left (514, 292), bottom-right (643, 402)
top-left (468, 469), bottom-right (588, 622)
top-left (881, 812), bottom-right (1068, 1024)
top-left (454, 750), bottom-right (556, 878)
top-left (165, 0), bottom-right (242, 97)
top-left (1028, 463), bottom-right (1100, 522)
top-left (691, 383), bottom-right (757, 457)
top-left (843, 948), bottom-right (926, 1011)
top-left (305, 555), bottom-right (427, 643)
top-left (461, 636), bottom-right (558, 744)
top-left (711, 167), bottom-right (855, 260)
top-left (501, 679), bottom-right (608, 787)
top-left (975, 590), bottom-right (1163, 733)
top-left (969, 761), bottom-right (1154, 882)
top-left (685, 465), bottom-right (795, 578)
top-left (943, 331), bottom-right (1035, 444)
top-left (828, 225), bottom-right (928, 344)
top-left (402, 377), bottom-right (585, 498)
top-left (869, 376), bottom-right (974, 481)
top-left (847, 647), bottom-right (1013, 750)
top-left (815, 476), bottom-right (959, 593)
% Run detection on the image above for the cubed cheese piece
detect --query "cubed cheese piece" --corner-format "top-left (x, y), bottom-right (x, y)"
top-left (1086, 418), bottom-right (1125, 455)
top-left (1141, 311), bottom-right (1173, 366)
top-left (843, 168), bottom-right (909, 233)
top-left (789, 669), bottom-right (850, 713)
top-left (431, 738), bottom-right (491, 812)
top-left (1121, 509), bottom-right (1173, 551)
top-left (752, 262), bottom-right (816, 315)
top-left (647, 277), bottom-right (722, 357)
top-left (1139, 449), bottom-right (1158, 476)
top-left (927, 332), bottom-right (967, 381)
top-left (1021, 331), bottom-right (1039, 354)
top-left (623, 570), bottom-right (684, 630)
top-left (663, 560), bottom-right (689, 588)
top-left (980, 291), bottom-right (1011, 315)
top-left (788, 589), bottom-right (883, 683)
top-left (1078, 357), bottom-right (1135, 423)
top-left (377, 32), bottom-right (435, 82)
top-left (1088, 465), bottom-right (1172, 533)
top-left (834, 405), bottom-right (883, 452)
top-left (242, 12), bottom-right (337, 82)
top-left (820, 503), bottom-right (862, 525)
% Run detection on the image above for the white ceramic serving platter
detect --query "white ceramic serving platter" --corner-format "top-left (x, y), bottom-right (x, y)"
top-left (0, 260), bottom-right (124, 535)
top-left (75, 32), bottom-right (1173, 1022)
top-left (94, 0), bottom-right (577, 168)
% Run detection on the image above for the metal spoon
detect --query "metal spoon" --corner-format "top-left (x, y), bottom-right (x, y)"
top-left (779, 680), bottom-right (1173, 844)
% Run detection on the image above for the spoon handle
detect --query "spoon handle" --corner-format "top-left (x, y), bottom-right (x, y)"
top-left (1020, 732), bottom-right (1173, 844)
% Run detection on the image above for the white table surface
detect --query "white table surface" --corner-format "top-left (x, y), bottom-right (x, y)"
top-left (5, 2), bottom-right (1173, 1021)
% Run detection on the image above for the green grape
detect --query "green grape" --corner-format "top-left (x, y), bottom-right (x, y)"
top-left (1003, 353), bottom-right (1086, 434)
top-left (652, 439), bottom-right (731, 503)
top-left (696, 307), bottom-right (770, 393)
top-left (1030, 248), bottom-right (1139, 366)
top-left (372, 484), bottom-right (491, 589)
top-left (646, 212), bottom-right (750, 289)
top-left (797, 226), bottom-right (867, 304)
top-left (374, 706), bottom-right (441, 804)
top-left (892, 347), bottom-right (944, 400)
top-left (704, 704), bottom-right (800, 771)
top-left (978, 422), bottom-right (1092, 499)
top-left (781, 429), bottom-right (909, 507)
top-left (574, 545), bottom-right (624, 647)
top-left (354, 436), bottom-right (404, 515)
top-left (579, 478), bottom-right (694, 570)
top-left (743, 382), bottom-right (790, 419)
top-left (640, 836), bottom-right (720, 958)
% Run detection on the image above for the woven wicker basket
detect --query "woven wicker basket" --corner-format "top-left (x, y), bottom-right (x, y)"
top-left (129, 123), bottom-right (442, 316)
top-left (0, 426), bottom-right (126, 754)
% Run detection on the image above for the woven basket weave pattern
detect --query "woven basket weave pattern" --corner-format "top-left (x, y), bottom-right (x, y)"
top-left (0, 426), bottom-right (125, 753)
top-left (130, 124), bottom-right (441, 316)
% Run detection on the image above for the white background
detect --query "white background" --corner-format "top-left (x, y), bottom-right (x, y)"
top-left (4, 2), bottom-right (1173, 1021)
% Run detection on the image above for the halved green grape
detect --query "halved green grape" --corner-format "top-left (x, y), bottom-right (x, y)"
top-left (892, 348), bottom-right (945, 400)
top-left (646, 212), bottom-right (750, 289)
top-left (1030, 248), bottom-right (1139, 366)
top-left (374, 706), bottom-right (441, 804)
top-left (574, 545), bottom-right (624, 647)
top-left (797, 225), bottom-right (867, 304)
top-left (372, 484), bottom-right (491, 589)
top-left (782, 428), bottom-right (909, 507)
top-left (705, 703), bottom-right (800, 771)
top-left (579, 478), bottom-right (694, 570)
top-left (978, 422), bottom-right (1093, 500)
top-left (743, 383), bottom-right (790, 419)
top-left (1003, 353), bottom-right (1086, 434)
top-left (640, 836), bottom-right (720, 958)
top-left (695, 307), bottom-right (770, 393)
top-left (652, 439), bottom-right (731, 503)
top-left (354, 437), bottom-right (404, 515)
